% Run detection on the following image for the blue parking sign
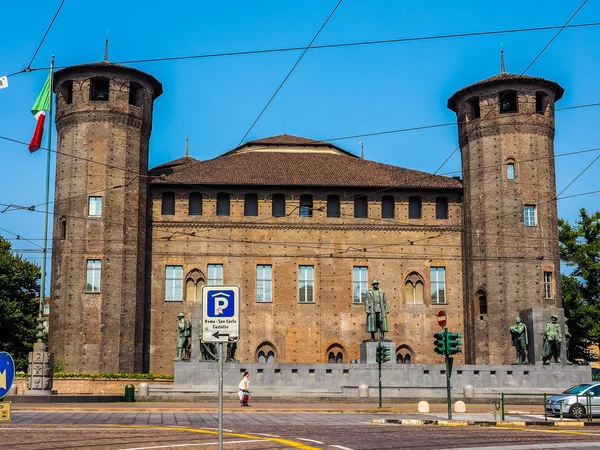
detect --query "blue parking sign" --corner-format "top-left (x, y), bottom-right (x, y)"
top-left (207, 289), bottom-right (235, 317)
top-left (0, 352), bottom-right (15, 399)
top-left (202, 285), bottom-right (240, 343)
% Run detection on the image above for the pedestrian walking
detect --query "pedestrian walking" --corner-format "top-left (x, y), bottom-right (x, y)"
top-left (238, 372), bottom-right (250, 406)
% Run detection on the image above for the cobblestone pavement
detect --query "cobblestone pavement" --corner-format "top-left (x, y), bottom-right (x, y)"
top-left (1, 413), bottom-right (600, 449)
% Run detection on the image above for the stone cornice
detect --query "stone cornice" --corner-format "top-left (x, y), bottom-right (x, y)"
top-left (458, 122), bottom-right (554, 147)
top-left (56, 110), bottom-right (147, 135)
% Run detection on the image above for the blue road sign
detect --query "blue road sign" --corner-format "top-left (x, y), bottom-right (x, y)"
top-left (0, 352), bottom-right (16, 399)
top-left (202, 285), bottom-right (240, 343)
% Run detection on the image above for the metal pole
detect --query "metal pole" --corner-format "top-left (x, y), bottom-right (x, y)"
top-left (446, 353), bottom-right (452, 420)
top-left (544, 393), bottom-right (547, 422)
top-left (36, 56), bottom-right (55, 343)
top-left (378, 340), bottom-right (382, 408)
top-left (501, 393), bottom-right (505, 421)
top-left (218, 342), bottom-right (223, 450)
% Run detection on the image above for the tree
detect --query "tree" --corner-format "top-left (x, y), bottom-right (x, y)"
top-left (559, 208), bottom-right (600, 362)
top-left (0, 235), bottom-right (41, 370)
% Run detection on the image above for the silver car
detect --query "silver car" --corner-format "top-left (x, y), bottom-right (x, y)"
top-left (546, 382), bottom-right (600, 417)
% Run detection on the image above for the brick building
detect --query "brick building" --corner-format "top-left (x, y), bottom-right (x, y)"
top-left (48, 61), bottom-right (564, 374)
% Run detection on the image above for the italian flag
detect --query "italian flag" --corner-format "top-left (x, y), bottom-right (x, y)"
top-left (28, 72), bottom-right (52, 152)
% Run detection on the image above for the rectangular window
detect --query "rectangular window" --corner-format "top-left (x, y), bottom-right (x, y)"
top-left (207, 264), bottom-right (223, 286)
top-left (354, 196), bottom-right (368, 218)
top-left (524, 205), bottom-right (537, 227)
top-left (381, 196), bottom-right (395, 219)
top-left (257, 264), bottom-right (272, 302)
top-left (353, 266), bottom-right (368, 304)
top-left (431, 267), bottom-right (446, 304)
top-left (189, 192), bottom-right (202, 215)
top-left (244, 193), bottom-right (258, 216)
top-left (299, 194), bottom-right (313, 218)
top-left (409, 196), bottom-right (422, 219)
top-left (165, 265), bottom-right (183, 301)
top-left (272, 194), bottom-right (286, 217)
top-left (299, 265), bottom-right (314, 303)
top-left (436, 197), bottom-right (448, 220)
top-left (88, 196), bottom-right (102, 216)
top-left (162, 192), bottom-right (175, 215)
top-left (544, 272), bottom-right (554, 299)
top-left (507, 163), bottom-right (515, 180)
top-left (216, 193), bottom-right (230, 216)
top-left (499, 91), bottom-right (518, 113)
top-left (85, 259), bottom-right (101, 293)
top-left (327, 195), bottom-right (340, 218)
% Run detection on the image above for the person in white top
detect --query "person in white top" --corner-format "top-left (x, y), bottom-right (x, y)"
top-left (238, 372), bottom-right (250, 406)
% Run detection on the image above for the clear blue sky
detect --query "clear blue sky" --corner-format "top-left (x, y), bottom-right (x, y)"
top-left (1, 1), bottom-right (599, 291)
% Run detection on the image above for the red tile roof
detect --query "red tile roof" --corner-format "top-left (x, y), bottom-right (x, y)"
top-left (223, 134), bottom-right (354, 156)
top-left (150, 137), bottom-right (461, 189)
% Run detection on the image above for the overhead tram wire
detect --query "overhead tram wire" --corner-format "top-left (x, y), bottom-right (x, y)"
top-left (433, 0), bottom-right (590, 176)
top-left (236, 0), bottom-right (344, 146)
top-left (10, 21), bottom-right (600, 78)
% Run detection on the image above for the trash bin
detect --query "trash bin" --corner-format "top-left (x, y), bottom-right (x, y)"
top-left (124, 384), bottom-right (135, 402)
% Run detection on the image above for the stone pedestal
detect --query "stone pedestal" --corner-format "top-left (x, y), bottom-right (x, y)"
top-left (359, 340), bottom-right (395, 364)
top-left (520, 308), bottom-right (566, 365)
top-left (24, 342), bottom-right (55, 395)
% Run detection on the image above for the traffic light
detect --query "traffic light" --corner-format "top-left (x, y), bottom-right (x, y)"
top-left (434, 331), bottom-right (447, 355)
top-left (446, 332), bottom-right (462, 355)
top-left (380, 346), bottom-right (391, 363)
top-left (376, 343), bottom-right (382, 363)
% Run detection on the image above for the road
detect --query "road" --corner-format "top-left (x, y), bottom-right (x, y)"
top-left (2, 412), bottom-right (600, 449)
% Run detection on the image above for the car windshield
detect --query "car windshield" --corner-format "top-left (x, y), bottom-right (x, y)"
top-left (563, 384), bottom-right (594, 395)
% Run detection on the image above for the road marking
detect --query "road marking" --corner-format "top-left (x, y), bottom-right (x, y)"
top-left (297, 438), bottom-right (325, 444)
top-left (111, 425), bottom-right (321, 450)
top-left (117, 440), bottom-right (269, 450)
top-left (498, 426), bottom-right (600, 437)
top-left (253, 432), bottom-right (281, 437)
top-left (202, 427), bottom-right (233, 432)
top-left (329, 445), bottom-right (355, 450)
top-left (451, 444), bottom-right (600, 450)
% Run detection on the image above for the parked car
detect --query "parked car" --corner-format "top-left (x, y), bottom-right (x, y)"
top-left (546, 382), bottom-right (600, 417)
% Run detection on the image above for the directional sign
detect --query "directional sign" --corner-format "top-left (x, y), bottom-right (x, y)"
top-left (437, 310), bottom-right (447, 328)
top-left (0, 352), bottom-right (15, 399)
top-left (201, 285), bottom-right (240, 343)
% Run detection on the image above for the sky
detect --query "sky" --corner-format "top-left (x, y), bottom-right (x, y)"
top-left (1, 1), bottom-right (599, 293)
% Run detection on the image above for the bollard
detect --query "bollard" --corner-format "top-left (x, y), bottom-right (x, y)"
top-left (417, 401), bottom-right (430, 413)
top-left (463, 384), bottom-right (474, 399)
top-left (124, 384), bottom-right (135, 402)
top-left (358, 384), bottom-right (369, 398)
top-left (454, 401), bottom-right (467, 413)
top-left (138, 382), bottom-right (149, 397)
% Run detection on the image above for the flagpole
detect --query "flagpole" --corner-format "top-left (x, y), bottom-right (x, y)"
top-left (36, 55), bottom-right (54, 343)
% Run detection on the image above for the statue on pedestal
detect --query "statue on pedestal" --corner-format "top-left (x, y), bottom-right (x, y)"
top-left (543, 315), bottom-right (562, 364)
top-left (200, 342), bottom-right (217, 361)
top-left (174, 313), bottom-right (191, 361)
top-left (365, 280), bottom-right (389, 341)
top-left (565, 317), bottom-right (572, 364)
top-left (509, 317), bottom-right (529, 364)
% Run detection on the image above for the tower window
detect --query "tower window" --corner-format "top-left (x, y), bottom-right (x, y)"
top-left (216, 193), bottom-right (230, 216)
top-left (352, 266), bottom-right (368, 304)
top-left (60, 217), bottom-right (67, 240)
top-left (524, 205), bottom-right (537, 227)
top-left (244, 193), bottom-right (258, 216)
top-left (536, 92), bottom-right (548, 115)
top-left (298, 265), bottom-right (314, 303)
top-left (468, 97), bottom-right (480, 119)
top-left (207, 264), bottom-right (223, 286)
top-left (408, 196), bottom-right (422, 219)
top-left (161, 192), bottom-right (175, 215)
top-left (478, 294), bottom-right (488, 315)
top-left (354, 195), bottom-right (368, 218)
top-left (430, 267), bottom-right (446, 304)
top-left (61, 81), bottom-right (73, 104)
top-left (272, 193), bottom-right (285, 217)
top-left (381, 195), bottom-right (395, 219)
top-left (499, 91), bottom-right (517, 114)
top-left (507, 161), bottom-right (515, 180)
top-left (90, 78), bottom-right (109, 101)
top-left (165, 265), bottom-right (183, 301)
top-left (544, 272), bottom-right (554, 299)
top-left (189, 192), bottom-right (202, 216)
top-left (85, 259), bottom-right (102, 293)
top-left (327, 195), bottom-right (340, 218)
top-left (299, 194), bottom-right (313, 218)
top-left (436, 197), bottom-right (448, 220)
top-left (257, 264), bottom-right (272, 302)
top-left (88, 196), bottom-right (102, 216)
top-left (129, 82), bottom-right (142, 107)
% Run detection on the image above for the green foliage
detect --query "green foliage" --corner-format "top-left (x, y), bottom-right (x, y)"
top-left (559, 209), bottom-right (600, 362)
top-left (0, 235), bottom-right (41, 371)
top-left (16, 372), bottom-right (174, 380)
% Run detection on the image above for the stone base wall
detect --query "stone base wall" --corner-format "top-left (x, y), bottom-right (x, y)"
top-left (13, 378), bottom-right (172, 395)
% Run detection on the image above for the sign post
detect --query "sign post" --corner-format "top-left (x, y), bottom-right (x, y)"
top-left (0, 352), bottom-right (15, 422)
top-left (202, 286), bottom-right (240, 450)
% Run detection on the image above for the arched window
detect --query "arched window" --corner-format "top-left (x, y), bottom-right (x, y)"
top-left (90, 77), bottom-right (109, 101)
top-left (60, 217), bottom-right (67, 239)
top-left (256, 342), bottom-right (277, 363)
top-left (436, 197), bottom-right (448, 220)
top-left (129, 82), bottom-right (143, 107)
top-left (396, 344), bottom-right (415, 365)
top-left (499, 91), bottom-right (517, 113)
top-left (161, 192), bottom-right (175, 215)
top-left (326, 344), bottom-right (345, 364)
top-left (327, 195), bottom-right (340, 218)
top-left (408, 196), bottom-right (421, 219)
top-left (381, 195), bottom-right (395, 219)
top-left (476, 290), bottom-right (487, 315)
top-left (189, 192), bottom-right (202, 215)
top-left (507, 160), bottom-right (515, 180)
top-left (404, 354), bottom-right (412, 364)
top-left (216, 193), bottom-right (230, 216)
top-left (469, 97), bottom-right (480, 119)
top-left (354, 195), bottom-right (368, 218)
top-left (404, 272), bottom-right (424, 304)
top-left (536, 91), bottom-right (549, 115)
top-left (244, 193), bottom-right (258, 216)
top-left (60, 81), bottom-right (73, 105)
top-left (272, 193), bottom-right (285, 217)
top-left (185, 269), bottom-right (206, 302)
top-left (299, 194), bottom-right (313, 217)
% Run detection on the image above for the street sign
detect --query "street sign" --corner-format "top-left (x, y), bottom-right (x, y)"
top-left (0, 402), bottom-right (11, 421)
top-left (201, 285), bottom-right (240, 343)
top-left (437, 310), bottom-right (447, 328)
top-left (0, 352), bottom-right (15, 399)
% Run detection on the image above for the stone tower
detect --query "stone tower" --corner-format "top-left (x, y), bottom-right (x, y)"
top-left (448, 70), bottom-right (564, 364)
top-left (49, 62), bottom-right (162, 372)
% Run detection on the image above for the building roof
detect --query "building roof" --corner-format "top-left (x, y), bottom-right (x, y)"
top-left (224, 134), bottom-right (355, 157)
top-left (447, 72), bottom-right (564, 111)
top-left (149, 135), bottom-right (462, 189)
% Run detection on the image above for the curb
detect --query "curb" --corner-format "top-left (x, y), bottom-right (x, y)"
top-left (371, 418), bottom-right (600, 427)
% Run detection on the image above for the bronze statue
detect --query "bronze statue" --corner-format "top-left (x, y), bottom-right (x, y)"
top-left (174, 313), bottom-right (191, 361)
top-left (509, 317), bottom-right (529, 364)
top-left (226, 341), bottom-right (238, 362)
top-left (365, 280), bottom-right (389, 341)
top-left (565, 317), bottom-right (572, 364)
top-left (543, 315), bottom-right (562, 364)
